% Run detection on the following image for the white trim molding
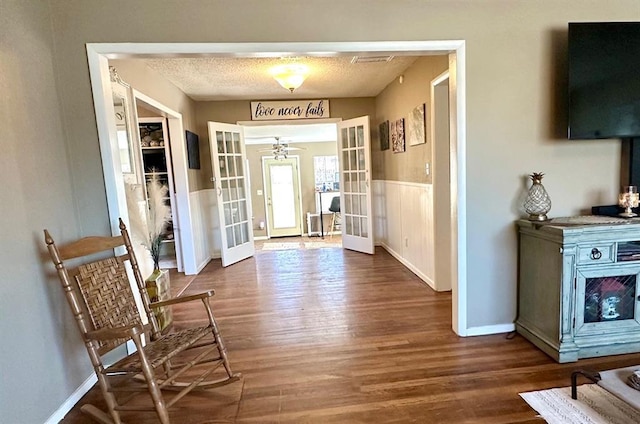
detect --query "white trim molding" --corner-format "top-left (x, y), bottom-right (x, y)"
top-left (44, 374), bottom-right (97, 424)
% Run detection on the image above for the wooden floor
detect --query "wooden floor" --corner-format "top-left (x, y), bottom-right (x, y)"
top-left (62, 247), bottom-right (640, 423)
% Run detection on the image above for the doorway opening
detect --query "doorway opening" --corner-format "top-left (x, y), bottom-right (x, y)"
top-left (87, 40), bottom-right (468, 335)
top-left (243, 122), bottom-right (343, 252)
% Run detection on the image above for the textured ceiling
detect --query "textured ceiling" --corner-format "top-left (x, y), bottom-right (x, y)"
top-left (144, 56), bottom-right (420, 101)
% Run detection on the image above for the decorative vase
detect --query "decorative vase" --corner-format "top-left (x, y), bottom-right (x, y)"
top-left (145, 269), bottom-right (173, 332)
top-left (524, 172), bottom-right (552, 221)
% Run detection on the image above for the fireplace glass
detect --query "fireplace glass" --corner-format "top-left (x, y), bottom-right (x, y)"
top-left (584, 274), bottom-right (636, 323)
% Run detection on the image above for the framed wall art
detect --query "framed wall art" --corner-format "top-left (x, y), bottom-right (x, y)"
top-left (379, 120), bottom-right (390, 151)
top-left (408, 103), bottom-right (427, 146)
top-left (393, 118), bottom-right (405, 153)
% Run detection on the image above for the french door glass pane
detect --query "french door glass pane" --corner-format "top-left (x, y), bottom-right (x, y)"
top-left (225, 132), bottom-right (233, 153)
top-left (357, 125), bottom-right (365, 147)
top-left (226, 227), bottom-right (235, 248)
top-left (217, 131), bottom-right (224, 153)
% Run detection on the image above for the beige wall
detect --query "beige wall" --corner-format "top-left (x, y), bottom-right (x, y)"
top-left (6, 1), bottom-right (640, 421)
top-left (373, 56), bottom-right (450, 183)
top-left (1, 2), bottom-right (92, 423)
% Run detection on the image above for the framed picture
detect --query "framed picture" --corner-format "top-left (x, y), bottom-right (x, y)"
top-left (186, 130), bottom-right (200, 169)
top-left (408, 103), bottom-right (427, 146)
top-left (379, 120), bottom-right (390, 151)
top-left (393, 118), bottom-right (405, 153)
top-left (390, 120), bottom-right (397, 151)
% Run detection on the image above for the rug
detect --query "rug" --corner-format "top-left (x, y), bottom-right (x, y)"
top-left (261, 242), bottom-right (302, 250)
top-left (303, 241), bottom-right (341, 249)
top-left (520, 384), bottom-right (640, 424)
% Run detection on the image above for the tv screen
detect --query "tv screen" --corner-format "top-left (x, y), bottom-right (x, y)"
top-left (568, 22), bottom-right (640, 140)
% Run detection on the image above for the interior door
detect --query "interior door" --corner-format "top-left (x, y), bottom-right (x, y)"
top-left (263, 157), bottom-right (303, 237)
top-left (337, 116), bottom-right (374, 254)
top-left (207, 122), bottom-right (255, 267)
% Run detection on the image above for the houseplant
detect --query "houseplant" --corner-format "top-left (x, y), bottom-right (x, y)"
top-left (125, 175), bottom-right (173, 330)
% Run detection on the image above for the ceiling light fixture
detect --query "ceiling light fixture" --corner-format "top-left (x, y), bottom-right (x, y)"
top-left (270, 64), bottom-right (309, 93)
top-left (258, 137), bottom-right (306, 160)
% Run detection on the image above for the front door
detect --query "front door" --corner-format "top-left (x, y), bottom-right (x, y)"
top-left (337, 116), bottom-right (374, 254)
top-left (263, 157), bottom-right (303, 237)
top-left (207, 122), bottom-right (255, 267)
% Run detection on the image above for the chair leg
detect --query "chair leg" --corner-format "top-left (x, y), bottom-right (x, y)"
top-left (329, 213), bottom-right (336, 239)
top-left (133, 334), bottom-right (171, 424)
top-left (211, 317), bottom-right (236, 378)
top-left (94, 372), bottom-right (123, 424)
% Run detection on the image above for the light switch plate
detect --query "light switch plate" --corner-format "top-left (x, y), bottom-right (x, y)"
top-left (257, 189), bottom-right (263, 196)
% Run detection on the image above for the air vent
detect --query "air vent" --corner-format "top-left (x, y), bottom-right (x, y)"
top-left (351, 56), bottom-right (394, 64)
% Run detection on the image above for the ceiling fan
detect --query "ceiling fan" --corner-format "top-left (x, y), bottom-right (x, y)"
top-left (258, 137), bottom-right (305, 159)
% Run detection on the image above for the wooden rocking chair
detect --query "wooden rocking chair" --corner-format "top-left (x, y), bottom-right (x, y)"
top-left (44, 219), bottom-right (240, 424)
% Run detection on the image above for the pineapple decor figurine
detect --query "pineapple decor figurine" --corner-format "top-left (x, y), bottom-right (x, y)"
top-left (524, 172), bottom-right (552, 221)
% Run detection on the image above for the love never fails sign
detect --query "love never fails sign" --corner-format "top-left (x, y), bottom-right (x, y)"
top-left (250, 100), bottom-right (330, 121)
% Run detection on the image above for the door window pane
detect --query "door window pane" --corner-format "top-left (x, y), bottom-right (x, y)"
top-left (271, 164), bottom-right (296, 229)
top-left (225, 132), bottom-right (233, 153)
top-left (226, 226), bottom-right (235, 248)
top-left (217, 131), bottom-right (225, 153)
top-left (357, 125), bottom-right (365, 147)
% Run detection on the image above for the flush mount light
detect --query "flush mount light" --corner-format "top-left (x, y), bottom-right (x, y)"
top-left (270, 64), bottom-right (309, 93)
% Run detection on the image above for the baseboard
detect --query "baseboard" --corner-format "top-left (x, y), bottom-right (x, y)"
top-left (253, 235), bottom-right (268, 241)
top-left (465, 323), bottom-right (515, 336)
top-left (379, 242), bottom-right (436, 290)
top-left (45, 373), bottom-right (97, 424)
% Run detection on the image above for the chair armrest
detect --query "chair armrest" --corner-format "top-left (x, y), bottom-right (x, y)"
top-left (149, 290), bottom-right (215, 309)
top-left (86, 323), bottom-right (150, 341)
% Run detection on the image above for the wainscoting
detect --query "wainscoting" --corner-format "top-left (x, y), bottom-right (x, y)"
top-left (372, 180), bottom-right (437, 290)
top-left (189, 189), bottom-right (220, 272)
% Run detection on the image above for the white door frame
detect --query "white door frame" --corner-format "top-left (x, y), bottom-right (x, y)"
top-left (86, 41), bottom-right (468, 336)
top-left (431, 71), bottom-right (452, 294)
top-left (261, 156), bottom-right (303, 238)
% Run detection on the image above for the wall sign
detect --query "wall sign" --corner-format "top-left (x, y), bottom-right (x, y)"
top-left (250, 99), bottom-right (330, 121)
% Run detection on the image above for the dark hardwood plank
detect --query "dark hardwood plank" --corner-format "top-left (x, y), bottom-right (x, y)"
top-left (61, 247), bottom-right (640, 423)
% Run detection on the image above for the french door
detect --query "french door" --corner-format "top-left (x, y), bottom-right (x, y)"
top-left (207, 122), bottom-right (255, 267)
top-left (337, 116), bottom-right (374, 254)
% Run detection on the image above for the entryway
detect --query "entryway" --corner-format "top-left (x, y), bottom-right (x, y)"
top-left (88, 40), bottom-right (468, 335)
top-left (263, 157), bottom-right (303, 237)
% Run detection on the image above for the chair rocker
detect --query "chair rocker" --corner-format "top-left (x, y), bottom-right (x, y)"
top-left (44, 219), bottom-right (240, 424)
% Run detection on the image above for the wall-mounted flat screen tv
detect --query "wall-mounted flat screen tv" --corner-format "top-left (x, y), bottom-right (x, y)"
top-left (568, 22), bottom-right (640, 140)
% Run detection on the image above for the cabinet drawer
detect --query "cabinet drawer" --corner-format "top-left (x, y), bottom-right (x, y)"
top-left (577, 244), bottom-right (614, 265)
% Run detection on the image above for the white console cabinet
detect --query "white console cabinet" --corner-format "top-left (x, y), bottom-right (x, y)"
top-left (517, 217), bottom-right (640, 362)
